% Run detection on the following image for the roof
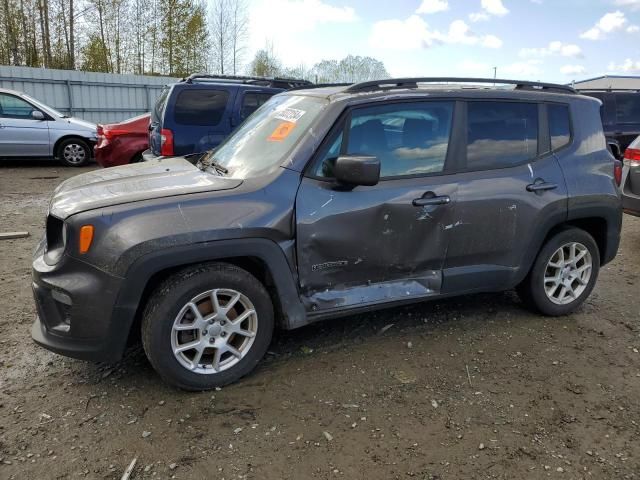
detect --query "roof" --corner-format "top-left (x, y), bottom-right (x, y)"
top-left (572, 75), bottom-right (640, 91)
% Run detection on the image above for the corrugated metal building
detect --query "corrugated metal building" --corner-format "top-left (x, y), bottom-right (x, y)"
top-left (572, 75), bottom-right (640, 91)
top-left (0, 65), bottom-right (180, 124)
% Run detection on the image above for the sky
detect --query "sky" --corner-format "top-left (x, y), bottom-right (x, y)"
top-left (244, 0), bottom-right (640, 82)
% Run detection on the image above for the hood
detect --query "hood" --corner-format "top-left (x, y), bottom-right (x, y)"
top-left (49, 157), bottom-right (242, 219)
top-left (65, 116), bottom-right (97, 132)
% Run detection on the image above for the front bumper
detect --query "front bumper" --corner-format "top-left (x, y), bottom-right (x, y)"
top-left (31, 251), bottom-right (132, 363)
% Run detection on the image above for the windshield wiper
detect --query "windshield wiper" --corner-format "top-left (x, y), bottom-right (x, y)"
top-left (197, 156), bottom-right (228, 176)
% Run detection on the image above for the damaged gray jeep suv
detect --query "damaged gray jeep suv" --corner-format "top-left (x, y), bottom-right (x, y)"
top-left (32, 78), bottom-right (622, 390)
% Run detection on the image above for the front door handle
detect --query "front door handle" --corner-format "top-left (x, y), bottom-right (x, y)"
top-left (412, 192), bottom-right (451, 207)
top-left (526, 180), bottom-right (558, 193)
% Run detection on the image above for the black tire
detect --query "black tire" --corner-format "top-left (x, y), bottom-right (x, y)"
top-left (517, 228), bottom-right (600, 316)
top-left (130, 152), bottom-right (143, 163)
top-left (57, 137), bottom-right (91, 167)
top-left (141, 263), bottom-right (274, 391)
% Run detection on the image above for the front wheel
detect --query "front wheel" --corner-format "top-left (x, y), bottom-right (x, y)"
top-left (57, 138), bottom-right (91, 167)
top-left (141, 263), bottom-right (274, 390)
top-left (517, 228), bottom-right (600, 316)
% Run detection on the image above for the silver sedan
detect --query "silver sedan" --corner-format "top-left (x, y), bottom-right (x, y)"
top-left (0, 87), bottom-right (97, 167)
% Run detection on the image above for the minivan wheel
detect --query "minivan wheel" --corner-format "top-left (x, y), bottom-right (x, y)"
top-left (57, 138), bottom-right (90, 167)
top-left (141, 263), bottom-right (274, 390)
top-left (517, 228), bottom-right (600, 316)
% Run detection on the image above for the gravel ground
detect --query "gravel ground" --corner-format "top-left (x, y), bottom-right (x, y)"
top-left (1, 162), bottom-right (639, 480)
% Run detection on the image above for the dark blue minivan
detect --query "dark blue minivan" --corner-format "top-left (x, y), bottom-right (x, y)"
top-left (148, 74), bottom-right (311, 158)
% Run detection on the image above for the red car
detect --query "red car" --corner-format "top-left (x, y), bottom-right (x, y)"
top-left (95, 113), bottom-right (150, 167)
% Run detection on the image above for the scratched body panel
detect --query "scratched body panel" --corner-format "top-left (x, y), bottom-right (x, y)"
top-left (295, 176), bottom-right (458, 310)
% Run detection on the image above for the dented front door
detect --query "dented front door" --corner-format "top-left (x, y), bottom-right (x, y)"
top-left (295, 176), bottom-right (458, 312)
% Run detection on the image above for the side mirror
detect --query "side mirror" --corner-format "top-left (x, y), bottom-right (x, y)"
top-left (333, 155), bottom-right (381, 187)
top-left (31, 110), bottom-right (45, 121)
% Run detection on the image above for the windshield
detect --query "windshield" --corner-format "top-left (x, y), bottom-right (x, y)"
top-left (206, 94), bottom-right (327, 178)
top-left (22, 93), bottom-right (66, 118)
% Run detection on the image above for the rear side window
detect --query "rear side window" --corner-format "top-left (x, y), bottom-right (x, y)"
top-left (152, 87), bottom-right (169, 123)
top-left (466, 101), bottom-right (538, 170)
top-left (548, 104), bottom-right (571, 151)
top-left (0, 94), bottom-right (35, 119)
top-left (174, 89), bottom-right (230, 126)
top-left (241, 93), bottom-right (275, 120)
top-left (615, 93), bottom-right (640, 124)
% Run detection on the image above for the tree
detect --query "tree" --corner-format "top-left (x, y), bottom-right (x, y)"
top-left (229, 0), bottom-right (247, 75)
top-left (312, 55), bottom-right (390, 83)
top-left (80, 34), bottom-right (112, 71)
top-left (248, 43), bottom-right (282, 77)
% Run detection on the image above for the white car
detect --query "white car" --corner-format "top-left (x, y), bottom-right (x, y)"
top-left (0, 87), bottom-right (97, 166)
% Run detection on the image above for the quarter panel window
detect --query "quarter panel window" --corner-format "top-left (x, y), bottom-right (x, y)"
top-left (316, 102), bottom-right (454, 178)
top-left (466, 101), bottom-right (538, 170)
top-left (0, 94), bottom-right (36, 119)
top-left (615, 93), bottom-right (640, 124)
top-left (174, 89), bottom-right (230, 126)
top-left (548, 104), bottom-right (571, 151)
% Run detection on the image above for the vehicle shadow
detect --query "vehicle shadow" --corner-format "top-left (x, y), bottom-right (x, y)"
top-left (72, 289), bottom-right (528, 391)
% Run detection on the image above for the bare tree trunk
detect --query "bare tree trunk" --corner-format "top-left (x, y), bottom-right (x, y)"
top-left (96, 0), bottom-right (111, 71)
top-left (3, 0), bottom-right (19, 64)
top-left (37, 0), bottom-right (48, 66)
top-left (42, 0), bottom-right (52, 66)
top-left (69, 0), bottom-right (75, 68)
top-left (20, 0), bottom-right (30, 64)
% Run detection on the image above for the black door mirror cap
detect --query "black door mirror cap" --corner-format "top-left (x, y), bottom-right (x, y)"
top-left (333, 155), bottom-right (381, 187)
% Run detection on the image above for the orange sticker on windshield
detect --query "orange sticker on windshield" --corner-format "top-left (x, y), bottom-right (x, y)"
top-left (268, 121), bottom-right (296, 142)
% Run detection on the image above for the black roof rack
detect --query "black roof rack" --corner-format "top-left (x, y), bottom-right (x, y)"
top-left (575, 87), bottom-right (640, 93)
top-left (181, 73), bottom-right (312, 90)
top-left (345, 77), bottom-right (577, 94)
top-left (287, 82), bottom-right (352, 92)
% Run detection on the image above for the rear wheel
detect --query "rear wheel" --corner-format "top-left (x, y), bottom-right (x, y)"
top-left (517, 228), bottom-right (600, 316)
top-left (57, 138), bottom-right (90, 167)
top-left (141, 263), bottom-right (274, 390)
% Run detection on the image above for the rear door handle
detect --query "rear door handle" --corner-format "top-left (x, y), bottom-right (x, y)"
top-left (412, 193), bottom-right (451, 207)
top-left (526, 181), bottom-right (558, 192)
top-left (0, 124), bottom-right (5, 129)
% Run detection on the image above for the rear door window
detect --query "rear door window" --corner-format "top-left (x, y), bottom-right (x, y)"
top-left (548, 104), bottom-right (572, 151)
top-left (174, 89), bottom-right (230, 126)
top-left (615, 93), bottom-right (640, 124)
top-left (241, 93), bottom-right (275, 120)
top-left (466, 101), bottom-right (538, 170)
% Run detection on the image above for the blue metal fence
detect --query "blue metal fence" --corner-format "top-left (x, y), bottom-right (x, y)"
top-left (0, 65), bottom-right (180, 124)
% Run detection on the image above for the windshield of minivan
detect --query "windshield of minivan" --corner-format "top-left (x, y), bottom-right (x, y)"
top-left (205, 94), bottom-right (327, 178)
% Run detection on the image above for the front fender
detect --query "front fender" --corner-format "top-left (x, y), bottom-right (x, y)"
top-left (113, 238), bottom-right (307, 336)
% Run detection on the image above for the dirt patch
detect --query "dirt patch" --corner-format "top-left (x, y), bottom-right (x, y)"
top-left (1, 163), bottom-right (639, 479)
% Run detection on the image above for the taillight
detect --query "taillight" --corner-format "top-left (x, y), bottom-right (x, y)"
top-left (623, 148), bottom-right (640, 167)
top-left (160, 128), bottom-right (174, 156)
top-left (614, 160), bottom-right (622, 186)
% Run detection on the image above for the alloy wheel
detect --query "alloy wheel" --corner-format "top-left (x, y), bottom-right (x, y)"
top-left (543, 242), bottom-right (593, 305)
top-left (62, 143), bottom-right (86, 165)
top-left (171, 289), bottom-right (258, 374)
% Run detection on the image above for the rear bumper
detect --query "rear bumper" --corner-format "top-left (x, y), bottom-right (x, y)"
top-left (621, 165), bottom-right (640, 217)
top-left (31, 251), bottom-right (132, 363)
